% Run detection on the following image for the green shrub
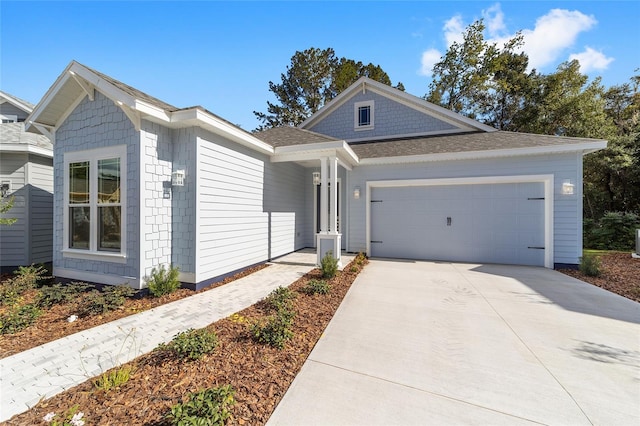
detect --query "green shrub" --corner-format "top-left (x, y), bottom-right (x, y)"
top-left (37, 282), bottom-right (91, 308)
top-left (320, 250), bottom-right (339, 278)
top-left (0, 303), bottom-right (42, 334)
top-left (145, 264), bottom-right (181, 297)
top-left (584, 211), bottom-right (640, 250)
top-left (168, 385), bottom-right (235, 426)
top-left (579, 254), bottom-right (602, 277)
top-left (80, 285), bottom-right (136, 316)
top-left (93, 364), bottom-right (134, 392)
top-left (0, 265), bottom-right (49, 307)
top-left (302, 279), bottom-right (330, 295)
top-left (0, 278), bottom-right (23, 307)
top-left (264, 286), bottom-right (296, 312)
top-left (159, 328), bottom-right (219, 360)
top-left (14, 264), bottom-right (49, 288)
top-left (250, 308), bottom-right (294, 349)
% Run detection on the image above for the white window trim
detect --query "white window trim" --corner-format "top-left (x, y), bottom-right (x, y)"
top-left (1, 114), bottom-right (18, 123)
top-left (63, 145), bottom-right (127, 263)
top-left (354, 100), bottom-right (374, 131)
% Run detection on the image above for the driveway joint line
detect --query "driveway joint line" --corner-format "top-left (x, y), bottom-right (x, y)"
top-left (451, 263), bottom-right (595, 426)
top-left (308, 359), bottom-right (546, 425)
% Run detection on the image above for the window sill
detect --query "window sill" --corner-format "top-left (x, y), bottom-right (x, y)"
top-left (62, 249), bottom-right (127, 264)
top-left (354, 125), bottom-right (374, 131)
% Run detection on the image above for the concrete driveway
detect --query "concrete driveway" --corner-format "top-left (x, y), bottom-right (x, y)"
top-left (267, 259), bottom-right (640, 425)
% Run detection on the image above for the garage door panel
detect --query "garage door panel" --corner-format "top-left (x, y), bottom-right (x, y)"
top-left (370, 183), bottom-right (545, 266)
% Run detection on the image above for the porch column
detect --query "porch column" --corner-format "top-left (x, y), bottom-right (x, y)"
top-left (329, 156), bottom-right (338, 234)
top-left (319, 156), bottom-right (328, 233)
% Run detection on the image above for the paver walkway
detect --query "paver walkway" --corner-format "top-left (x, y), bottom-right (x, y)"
top-left (0, 250), bottom-right (340, 422)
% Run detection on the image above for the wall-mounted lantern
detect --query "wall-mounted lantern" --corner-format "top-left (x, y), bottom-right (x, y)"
top-left (353, 186), bottom-right (361, 199)
top-left (172, 170), bottom-right (185, 187)
top-left (562, 179), bottom-right (575, 195)
top-left (312, 171), bottom-right (321, 186)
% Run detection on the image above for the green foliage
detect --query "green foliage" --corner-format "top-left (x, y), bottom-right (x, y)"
top-left (159, 328), bottom-right (219, 360)
top-left (0, 264), bottom-right (49, 306)
top-left (93, 364), bottom-right (134, 392)
top-left (253, 47), bottom-right (401, 130)
top-left (302, 279), bottom-right (330, 295)
top-left (0, 196), bottom-right (17, 225)
top-left (145, 264), bottom-right (181, 297)
top-left (37, 282), bottom-right (90, 308)
top-left (250, 310), bottom-right (294, 349)
top-left (264, 286), bottom-right (296, 311)
top-left (168, 385), bottom-right (235, 426)
top-left (584, 212), bottom-right (640, 250)
top-left (320, 251), bottom-right (339, 278)
top-left (80, 285), bottom-right (136, 316)
top-left (14, 264), bottom-right (49, 288)
top-left (579, 253), bottom-right (602, 277)
top-left (0, 303), bottom-right (42, 334)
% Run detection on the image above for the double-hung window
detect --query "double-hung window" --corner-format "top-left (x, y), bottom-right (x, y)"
top-left (354, 100), bottom-right (374, 130)
top-left (64, 145), bottom-right (127, 261)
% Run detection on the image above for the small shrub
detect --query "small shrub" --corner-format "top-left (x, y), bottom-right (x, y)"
top-left (264, 286), bottom-right (296, 312)
top-left (37, 282), bottom-right (91, 308)
top-left (584, 211), bottom-right (640, 251)
top-left (0, 303), bottom-right (42, 334)
top-left (320, 251), bottom-right (339, 278)
top-left (93, 364), bottom-right (134, 392)
top-left (168, 385), bottom-right (235, 426)
top-left (80, 285), bottom-right (136, 316)
top-left (0, 278), bottom-right (23, 306)
top-left (145, 264), bottom-right (181, 297)
top-left (14, 264), bottom-right (49, 288)
top-left (302, 279), bottom-right (330, 295)
top-left (250, 309), bottom-right (294, 349)
top-left (159, 328), bottom-right (218, 360)
top-left (580, 254), bottom-right (602, 277)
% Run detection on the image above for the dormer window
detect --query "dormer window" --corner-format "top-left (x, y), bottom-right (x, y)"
top-left (354, 100), bottom-right (374, 130)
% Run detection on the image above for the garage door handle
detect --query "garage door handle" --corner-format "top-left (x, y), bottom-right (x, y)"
top-left (370, 240), bottom-right (383, 244)
top-left (528, 246), bottom-right (545, 249)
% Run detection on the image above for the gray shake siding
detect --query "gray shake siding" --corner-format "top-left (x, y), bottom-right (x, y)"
top-left (54, 93), bottom-right (140, 283)
top-left (307, 91), bottom-right (457, 140)
top-left (346, 152), bottom-right (583, 265)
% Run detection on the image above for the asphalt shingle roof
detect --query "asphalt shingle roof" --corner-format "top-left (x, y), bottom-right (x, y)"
top-left (256, 126), bottom-right (340, 148)
top-left (1, 122), bottom-right (53, 151)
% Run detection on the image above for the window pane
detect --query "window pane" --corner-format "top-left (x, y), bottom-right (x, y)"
top-left (69, 162), bottom-right (89, 204)
top-left (70, 207), bottom-right (90, 249)
top-left (98, 158), bottom-right (120, 204)
top-left (99, 206), bottom-right (121, 251)
top-left (358, 106), bottom-right (370, 126)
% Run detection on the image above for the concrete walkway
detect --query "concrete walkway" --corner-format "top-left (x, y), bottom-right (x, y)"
top-left (268, 259), bottom-right (640, 425)
top-left (0, 250), bottom-right (351, 422)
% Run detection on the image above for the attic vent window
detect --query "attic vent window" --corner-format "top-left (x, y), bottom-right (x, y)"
top-left (354, 100), bottom-right (374, 130)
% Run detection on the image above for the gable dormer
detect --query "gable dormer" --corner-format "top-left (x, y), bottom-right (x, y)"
top-left (0, 91), bottom-right (34, 123)
top-left (300, 77), bottom-right (495, 142)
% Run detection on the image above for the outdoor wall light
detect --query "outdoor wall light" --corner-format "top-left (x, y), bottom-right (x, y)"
top-left (172, 170), bottom-right (185, 187)
top-left (562, 179), bottom-right (575, 195)
top-left (312, 171), bottom-right (321, 186)
top-left (353, 186), bottom-right (361, 199)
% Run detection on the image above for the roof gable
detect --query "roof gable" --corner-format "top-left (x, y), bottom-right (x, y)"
top-left (300, 77), bottom-right (496, 139)
top-left (0, 91), bottom-right (35, 115)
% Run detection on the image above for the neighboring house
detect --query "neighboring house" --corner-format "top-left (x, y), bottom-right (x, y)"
top-left (0, 91), bottom-right (54, 269)
top-left (26, 61), bottom-right (606, 289)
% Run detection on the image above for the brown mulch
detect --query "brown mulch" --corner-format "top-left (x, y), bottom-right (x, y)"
top-left (0, 264), bottom-right (268, 359)
top-left (559, 252), bottom-right (640, 303)
top-left (3, 256), bottom-right (368, 426)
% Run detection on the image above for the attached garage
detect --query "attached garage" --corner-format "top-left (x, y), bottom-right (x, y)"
top-left (366, 176), bottom-right (554, 267)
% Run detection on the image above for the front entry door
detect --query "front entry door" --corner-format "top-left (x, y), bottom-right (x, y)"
top-left (314, 180), bottom-right (341, 235)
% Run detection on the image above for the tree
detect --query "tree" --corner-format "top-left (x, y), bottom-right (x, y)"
top-left (253, 48), bottom-right (402, 130)
top-left (0, 197), bottom-right (17, 225)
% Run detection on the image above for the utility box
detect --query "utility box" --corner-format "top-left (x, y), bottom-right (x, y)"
top-left (636, 229), bottom-right (640, 255)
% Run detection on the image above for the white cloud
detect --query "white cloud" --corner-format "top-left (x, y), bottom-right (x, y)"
top-left (569, 47), bottom-right (614, 71)
top-left (520, 9), bottom-right (597, 69)
top-left (419, 48), bottom-right (442, 76)
top-left (482, 3), bottom-right (506, 37)
top-left (443, 15), bottom-right (465, 46)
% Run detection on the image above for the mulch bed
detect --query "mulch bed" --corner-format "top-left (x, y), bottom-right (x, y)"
top-left (3, 256), bottom-right (368, 426)
top-left (0, 264), bottom-right (268, 359)
top-left (559, 252), bottom-right (640, 303)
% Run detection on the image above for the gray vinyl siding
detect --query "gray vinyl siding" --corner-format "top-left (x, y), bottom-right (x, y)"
top-left (195, 128), bottom-right (306, 282)
top-left (0, 153), bottom-right (28, 266)
top-left (347, 153), bottom-right (583, 265)
top-left (0, 103), bottom-right (29, 121)
top-left (54, 92), bottom-right (140, 283)
top-left (307, 91), bottom-right (458, 140)
top-left (28, 155), bottom-right (53, 264)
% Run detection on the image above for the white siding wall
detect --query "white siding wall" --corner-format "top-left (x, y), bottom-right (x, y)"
top-left (0, 153), bottom-right (27, 266)
top-left (28, 154), bottom-right (53, 264)
top-left (348, 153), bottom-right (583, 265)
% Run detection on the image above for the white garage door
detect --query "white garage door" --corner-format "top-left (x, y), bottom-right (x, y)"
top-left (370, 182), bottom-right (545, 266)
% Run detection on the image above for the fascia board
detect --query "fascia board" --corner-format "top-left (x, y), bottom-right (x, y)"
top-left (70, 62), bottom-right (136, 108)
top-left (134, 100), bottom-right (171, 122)
top-left (359, 141), bottom-right (608, 165)
top-left (26, 62), bottom-right (76, 132)
top-left (300, 77), bottom-right (368, 128)
top-left (271, 141), bottom-right (359, 167)
top-left (0, 144), bottom-right (53, 158)
top-left (0, 93), bottom-right (33, 114)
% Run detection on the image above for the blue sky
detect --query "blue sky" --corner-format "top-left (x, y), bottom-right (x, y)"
top-left (2, 1), bottom-right (638, 130)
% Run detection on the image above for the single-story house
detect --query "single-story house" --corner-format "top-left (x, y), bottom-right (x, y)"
top-left (25, 61), bottom-right (606, 289)
top-left (0, 91), bottom-right (53, 270)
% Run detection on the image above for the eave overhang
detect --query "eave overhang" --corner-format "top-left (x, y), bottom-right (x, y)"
top-left (271, 140), bottom-right (360, 170)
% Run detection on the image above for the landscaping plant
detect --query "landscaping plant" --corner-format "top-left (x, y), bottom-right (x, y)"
top-left (145, 264), bottom-right (181, 297)
top-left (320, 250), bottom-right (339, 278)
top-left (579, 253), bottom-right (602, 277)
top-left (37, 282), bottom-right (90, 308)
top-left (80, 285), bottom-right (136, 316)
top-left (167, 385), bottom-right (235, 426)
top-left (159, 328), bottom-right (219, 360)
top-left (93, 364), bottom-right (134, 392)
top-left (0, 303), bottom-right (41, 334)
top-left (302, 279), bottom-right (330, 295)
